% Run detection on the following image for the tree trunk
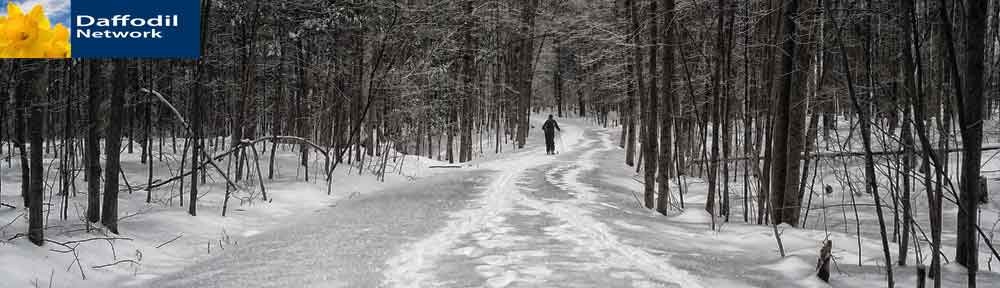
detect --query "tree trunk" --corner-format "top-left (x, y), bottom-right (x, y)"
top-left (14, 62), bottom-right (29, 208)
top-left (953, 1), bottom-right (989, 284)
top-left (769, 0), bottom-right (805, 226)
top-left (102, 60), bottom-right (127, 234)
top-left (643, 0), bottom-right (659, 210)
top-left (145, 62), bottom-right (155, 203)
top-left (656, 0), bottom-right (676, 215)
top-left (554, 46), bottom-right (564, 118)
top-left (460, 0), bottom-right (476, 162)
top-left (269, 27), bottom-right (286, 180)
top-left (707, 0), bottom-right (728, 219)
top-left (515, 0), bottom-right (537, 149)
top-left (26, 63), bottom-right (45, 246)
top-left (86, 60), bottom-right (102, 223)
top-left (189, 0), bottom-right (212, 216)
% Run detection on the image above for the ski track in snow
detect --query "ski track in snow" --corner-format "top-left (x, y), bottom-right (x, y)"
top-left (381, 144), bottom-right (551, 287)
top-left (383, 123), bottom-right (702, 287)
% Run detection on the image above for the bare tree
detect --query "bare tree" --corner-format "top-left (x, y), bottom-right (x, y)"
top-left (26, 62), bottom-right (45, 246)
top-left (86, 60), bottom-right (102, 224)
top-left (101, 60), bottom-right (127, 234)
top-left (656, 0), bottom-right (676, 215)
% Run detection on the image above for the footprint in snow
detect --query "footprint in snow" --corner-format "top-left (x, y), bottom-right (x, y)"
top-left (485, 270), bottom-right (519, 288)
top-left (453, 246), bottom-right (483, 258)
top-left (475, 264), bottom-right (505, 278)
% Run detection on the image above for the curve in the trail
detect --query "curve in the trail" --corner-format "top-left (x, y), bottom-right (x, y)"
top-left (383, 121), bottom-right (702, 288)
top-left (523, 128), bottom-right (703, 288)
top-left (381, 119), bottom-right (588, 287)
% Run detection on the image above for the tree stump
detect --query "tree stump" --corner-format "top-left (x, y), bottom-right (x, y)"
top-left (816, 240), bottom-right (833, 282)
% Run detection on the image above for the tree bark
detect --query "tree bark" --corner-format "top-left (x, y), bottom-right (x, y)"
top-left (86, 60), bottom-right (102, 223)
top-left (102, 60), bottom-right (127, 234)
top-left (189, 0), bottom-right (212, 216)
top-left (460, 0), bottom-right (476, 162)
top-left (515, 0), bottom-right (537, 149)
top-left (708, 0), bottom-right (728, 219)
top-left (953, 1), bottom-right (989, 284)
top-left (656, 0), bottom-right (676, 215)
top-left (769, 0), bottom-right (803, 226)
top-left (26, 63), bottom-right (45, 246)
top-left (644, 0), bottom-right (659, 210)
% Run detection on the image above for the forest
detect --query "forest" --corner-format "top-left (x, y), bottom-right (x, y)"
top-left (1, 0), bottom-right (999, 287)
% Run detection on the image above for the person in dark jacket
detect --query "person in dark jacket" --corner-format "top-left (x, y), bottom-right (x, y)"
top-left (541, 115), bottom-right (561, 154)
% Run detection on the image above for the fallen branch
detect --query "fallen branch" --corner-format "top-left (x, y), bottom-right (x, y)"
top-left (146, 136), bottom-right (329, 192)
top-left (429, 165), bottom-right (463, 169)
top-left (146, 146), bottom-right (242, 190)
top-left (45, 239), bottom-right (86, 280)
top-left (155, 234), bottom-right (183, 249)
top-left (118, 207), bottom-right (152, 222)
top-left (246, 136), bottom-right (328, 156)
top-left (248, 144), bottom-right (269, 201)
top-left (91, 259), bottom-right (139, 269)
top-left (140, 88), bottom-right (244, 192)
top-left (1, 213), bottom-right (24, 233)
top-left (7, 233), bottom-right (25, 241)
top-left (59, 236), bottom-right (133, 246)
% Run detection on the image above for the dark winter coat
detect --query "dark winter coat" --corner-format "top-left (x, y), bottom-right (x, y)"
top-left (542, 119), bottom-right (561, 136)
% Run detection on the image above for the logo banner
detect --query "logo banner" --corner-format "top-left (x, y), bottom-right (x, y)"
top-left (1, 0), bottom-right (200, 59)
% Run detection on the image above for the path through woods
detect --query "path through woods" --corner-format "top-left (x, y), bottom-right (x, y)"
top-left (147, 118), bottom-right (1000, 288)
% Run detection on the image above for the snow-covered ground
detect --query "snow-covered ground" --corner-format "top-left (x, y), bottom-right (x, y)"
top-left (3, 115), bottom-right (999, 287)
top-left (0, 139), bottom-right (449, 288)
top-left (382, 117), bottom-right (1000, 287)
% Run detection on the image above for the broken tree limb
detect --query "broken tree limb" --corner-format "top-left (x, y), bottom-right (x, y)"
top-left (155, 234), bottom-right (183, 249)
top-left (246, 136), bottom-right (328, 155)
top-left (145, 135), bottom-right (330, 196)
top-left (429, 165), bottom-right (463, 168)
top-left (244, 137), bottom-right (330, 181)
top-left (92, 259), bottom-right (139, 269)
top-left (146, 145), bottom-right (244, 190)
top-left (140, 88), bottom-right (245, 192)
top-left (248, 143), bottom-right (269, 201)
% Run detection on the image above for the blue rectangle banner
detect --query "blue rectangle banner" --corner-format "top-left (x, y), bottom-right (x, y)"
top-left (72, 0), bottom-right (200, 58)
top-left (0, 0), bottom-right (200, 59)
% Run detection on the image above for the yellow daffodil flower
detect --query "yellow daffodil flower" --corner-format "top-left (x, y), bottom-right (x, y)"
top-left (0, 2), bottom-right (70, 58)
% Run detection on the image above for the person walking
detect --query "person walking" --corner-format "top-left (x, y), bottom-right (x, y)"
top-left (542, 115), bottom-right (561, 155)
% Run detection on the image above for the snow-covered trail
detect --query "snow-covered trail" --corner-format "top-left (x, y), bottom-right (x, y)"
top-left (151, 117), bottom-right (892, 288)
top-left (146, 117), bottom-right (711, 288)
top-left (383, 120), bottom-right (702, 288)
top-left (144, 170), bottom-right (494, 288)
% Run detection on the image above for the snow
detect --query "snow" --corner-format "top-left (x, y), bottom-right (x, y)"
top-left (382, 115), bottom-right (1000, 287)
top-left (385, 118), bottom-right (703, 287)
top-left (383, 120), bottom-right (565, 287)
top-left (3, 114), bottom-right (1000, 287)
top-left (0, 140), bottom-right (449, 288)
